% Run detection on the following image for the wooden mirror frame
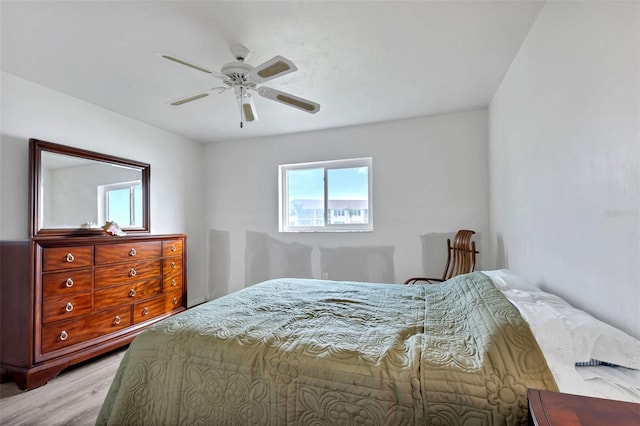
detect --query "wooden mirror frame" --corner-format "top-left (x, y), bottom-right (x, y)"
top-left (30, 138), bottom-right (150, 237)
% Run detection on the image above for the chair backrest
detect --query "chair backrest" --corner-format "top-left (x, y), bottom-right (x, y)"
top-left (441, 229), bottom-right (478, 280)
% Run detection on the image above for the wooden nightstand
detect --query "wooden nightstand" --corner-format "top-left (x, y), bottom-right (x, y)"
top-left (528, 389), bottom-right (640, 425)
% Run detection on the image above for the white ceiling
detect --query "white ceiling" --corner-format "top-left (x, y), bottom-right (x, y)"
top-left (1, 1), bottom-right (544, 144)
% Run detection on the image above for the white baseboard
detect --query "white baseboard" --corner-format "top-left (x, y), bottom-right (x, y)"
top-left (187, 296), bottom-right (206, 308)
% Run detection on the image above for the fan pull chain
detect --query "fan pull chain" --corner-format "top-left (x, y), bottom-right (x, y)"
top-left (239, 87), bottom-right (245, 128)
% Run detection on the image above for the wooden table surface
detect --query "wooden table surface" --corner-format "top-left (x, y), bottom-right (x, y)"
top-left (528, 388), bottom-right (640, 426)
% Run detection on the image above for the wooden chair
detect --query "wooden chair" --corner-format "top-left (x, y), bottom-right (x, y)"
top-left (404, 229), bottom-right (479, 284)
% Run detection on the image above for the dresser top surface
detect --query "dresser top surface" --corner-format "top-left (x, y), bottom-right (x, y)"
top-left (528, 389), bottom-right (640, 426)
top-left (32, 233), bottom-right (186, 246)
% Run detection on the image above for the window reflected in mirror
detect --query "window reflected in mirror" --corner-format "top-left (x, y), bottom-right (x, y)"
top-left (100, 181), bottom-right (143, 227)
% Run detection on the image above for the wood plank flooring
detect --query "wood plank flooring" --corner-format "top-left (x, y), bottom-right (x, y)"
top-left (0, 347), bottom-right (126, 426)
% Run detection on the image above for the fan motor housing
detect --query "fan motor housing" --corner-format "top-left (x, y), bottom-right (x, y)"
top-left (221, 62), bottom-right (254, 77)
top-left (230, 45), bottom-right (250, 62)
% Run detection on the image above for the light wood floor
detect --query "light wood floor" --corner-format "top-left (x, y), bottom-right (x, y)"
top-left (0, 347), bottom-right (126, 426)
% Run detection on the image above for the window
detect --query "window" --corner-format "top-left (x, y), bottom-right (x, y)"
top-left (279, 157), bottom-right (373, 232)
top-left (98, 181), bottom-right (143, 227)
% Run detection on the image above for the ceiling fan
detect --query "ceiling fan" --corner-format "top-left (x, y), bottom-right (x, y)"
top-left (161, 45), bottom-right (320, 128)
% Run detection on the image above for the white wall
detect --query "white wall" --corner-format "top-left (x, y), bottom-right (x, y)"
top-left (0, 72), bottom-right (207, 306)
top-left (489, 2), bottom-right (639, 337)
top-left (205, 109), bottom-right (489, 297)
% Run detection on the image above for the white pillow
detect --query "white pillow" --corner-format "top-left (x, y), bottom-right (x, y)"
top-left (482, 269), bottom-right (540, 292)
top-left (532, 291), bottom-right (640, 370)
top-left (484, 270), bottom-right (640, 370)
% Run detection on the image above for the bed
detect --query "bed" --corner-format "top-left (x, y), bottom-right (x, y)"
top-left (97, 270), bottom-right (639, 425)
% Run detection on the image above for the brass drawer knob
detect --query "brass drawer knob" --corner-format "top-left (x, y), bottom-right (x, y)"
top-left (60, 330), bottom-right (68, 341)
top-left (129, 268), bottom-right (137, 277)
top-left (65, 302), bottom-right (74, 312)
top-left (129, 248), bottom-right (137, 256)
top-left (171, 279), bottom-right (177, 287)
top-left (172, 297), bottom-right (178, 305)
top-left (114, 315), bottom-right (121, 325)
top-left (129, 289), bottom-right (136, 297)
top-left (65, 253), bottom-right (75, 263)
top-left (65, 278), bottom-right (74, 288)
top-left (171, 244), bottom-right (177, 252)
top-left (142, 307), bottom-right (149, 316)
top-left (171, 261), bottom-right (177, 269)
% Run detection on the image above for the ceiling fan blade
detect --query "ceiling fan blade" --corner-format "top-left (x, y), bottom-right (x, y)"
top-left (160, 53), bottom-right (226, 79)
top-left (248, 56), bottom-right (297, 83)
top-left (169, 87), bottom-right (229, 106)
top-left (257, 87), bottom-right (320, 114)
top-left (169, 92), bottom-right (210, 106)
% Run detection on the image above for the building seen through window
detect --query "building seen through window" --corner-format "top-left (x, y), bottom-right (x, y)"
top-left (279, 157), bottom-right (372, 232)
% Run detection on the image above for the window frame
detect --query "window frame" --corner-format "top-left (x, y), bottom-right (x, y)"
top-left (278, 157), bottom-right (373, 233)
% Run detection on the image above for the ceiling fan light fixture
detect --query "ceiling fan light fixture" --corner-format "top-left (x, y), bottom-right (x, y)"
top-left (239, 93), bottom-right (258, 122)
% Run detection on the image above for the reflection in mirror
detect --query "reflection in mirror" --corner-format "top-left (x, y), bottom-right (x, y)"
top-left (31, 139), bottom-right (150, 236)
top-left (41, 151), bottom-right (143, 229)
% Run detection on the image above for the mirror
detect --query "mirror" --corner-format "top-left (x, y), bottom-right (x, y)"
top-left (30, 139), bottom-right (150, 236)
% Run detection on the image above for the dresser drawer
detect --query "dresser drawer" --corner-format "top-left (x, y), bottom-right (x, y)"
top-left (133, 289), bottom-right (183, 324)
top-left (95, 241), bottom-right (161, 265)
top-left (162, 239), bottom-right (183, 257)
top-left (42, 269), bottom-right (93, 297)
top-left (94, 259), bottom-right (161, 287)
top-left (40, 306), bottom-right (132, 354)
top-left (163, 274), bottom-right (183, 290)
top-left (42, 292), bottom-right (93, 324)
top-left (94, 277), bottom-right (162, 309)
top-left (163, 258), bottom-right (183, 276)
top-left (42, 246), bottom-right (93, 272)
top-left (165, 289), bottom-right (183, 309)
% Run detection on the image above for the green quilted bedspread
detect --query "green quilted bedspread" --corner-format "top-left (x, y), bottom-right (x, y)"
top-left (97, 272), bottom-right (557, 425)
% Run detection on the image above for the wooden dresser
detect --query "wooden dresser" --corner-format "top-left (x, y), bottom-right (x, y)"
top-left (0, 234), bottom-right (187, 390)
